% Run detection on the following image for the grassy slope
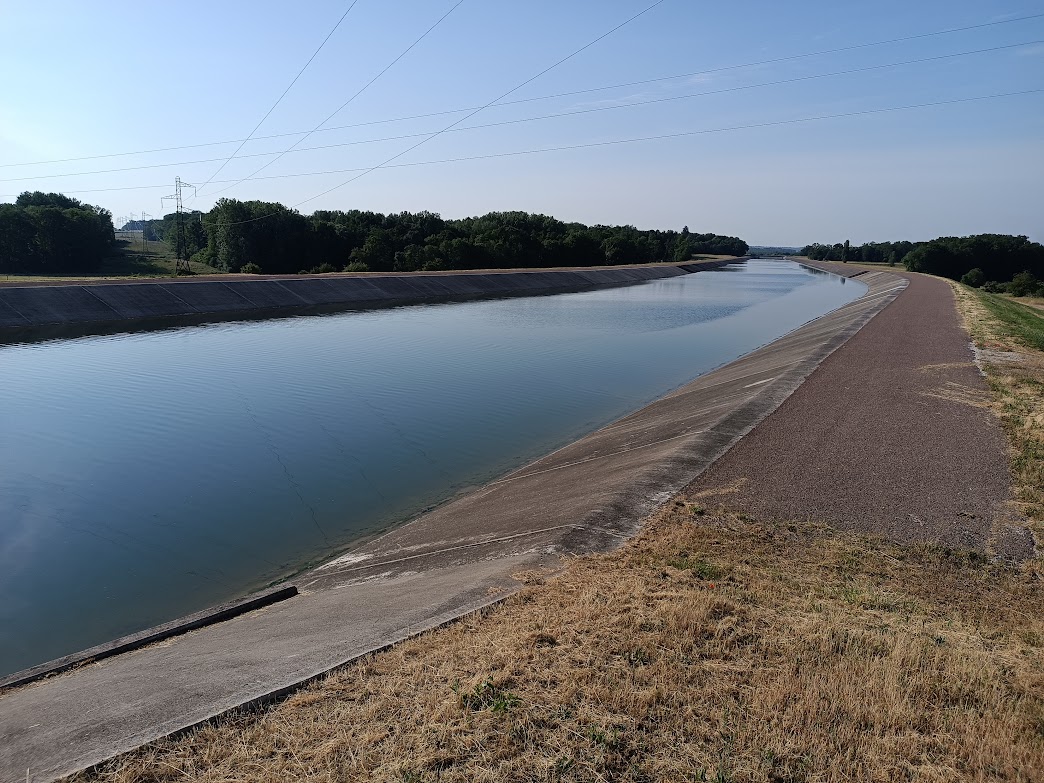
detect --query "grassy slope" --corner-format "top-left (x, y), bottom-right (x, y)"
top-left (0, 237), bottom-right (220, 283)
top-left (71, 280), bottom-right (1044, 783)
top-left (952, 283), bottom-right (1044, 538)
top-left (975, 292), bottom-right (1044, 352)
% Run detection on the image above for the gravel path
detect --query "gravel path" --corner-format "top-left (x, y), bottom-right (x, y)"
top-left (686, 267), bottom-right (1034, 560)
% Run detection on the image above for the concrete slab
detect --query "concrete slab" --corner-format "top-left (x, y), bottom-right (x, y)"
top-left (87, 284), bottom-right (194, 320)
top-left (0, 267), bottom-right (906, 783)
top-left (0, 297), bottom-right (30, 328)
top-left (275, 278), bottom-right (367, 305)
top-left (0, 586), bottom-right (297, 691)
top-left (470, 274), bottom-right (521, 293)
top-left (361, 276), bottom-right (430, 300)
top-left (156, 282), bottom-right (253, 313)
top-left (380, 275), bottom-right (455, 300)
top-left (227, 280), bottom-right (310, 309)
top-left (0, 286), bottom-right (120, 325)
top-left (420, 273), bottom-right (489, 296)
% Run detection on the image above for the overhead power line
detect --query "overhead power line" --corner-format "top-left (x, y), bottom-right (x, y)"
top-left (2, 89), bottom-right (1039, 202)
top-left (191, 0), bottom-right (361, 195)
top-left (192, 0), bottom-right (671, 226)
top-left (202, 0), bottom-right (466, 198)
top-left (4, 39), bottom-right (1038, 185)
top-left (3, 11), bottom-right (1041, 172)
top-left (294, 0), bottom-right (667, 207)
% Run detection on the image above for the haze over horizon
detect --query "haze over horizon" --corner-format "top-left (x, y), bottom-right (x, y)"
top-left (1, 0), bottom-right (1041, 246)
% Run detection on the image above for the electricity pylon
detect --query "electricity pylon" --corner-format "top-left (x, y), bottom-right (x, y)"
top-left (161, 178), bottom-right (196, 275)
top-left (140, 211), bottom-right (152, 253)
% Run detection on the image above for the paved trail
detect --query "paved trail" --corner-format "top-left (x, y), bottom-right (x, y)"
top-left (687, 267), bottom-right (1033, 559)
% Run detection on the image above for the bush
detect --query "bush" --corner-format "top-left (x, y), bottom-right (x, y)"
top-left (239, 262), bottom-right (262, 274)
top-left (315, 263), bottom-right (338, 274)
top-left (960, 268), bottom-right (985, 288)
top-left (1009, 271), bottom-right (1041, 297)
top-left (422, 257), bottom-right (448, 272)
top-left (981, 281), bottom-right (1005, 293)
top-left (343, 261), bottom-right (370, 273)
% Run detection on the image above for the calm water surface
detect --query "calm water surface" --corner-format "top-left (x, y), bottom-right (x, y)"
top-left (0, 260), bottom-right (863, 675)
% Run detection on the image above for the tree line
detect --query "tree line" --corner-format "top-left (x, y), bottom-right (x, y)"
top-left (0, 192), bottom-right (114, 274)
top-left (134, 198), bottom-right (747, 275)
top-left (802, 234), bottom-right (1044, 296)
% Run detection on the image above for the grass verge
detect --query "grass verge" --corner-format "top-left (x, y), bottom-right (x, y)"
top-left (951, 282), bottom-right (1044, 555)
top-left (0, 238), bottom-right (220, 283)
top-left (973, 292), bottom-right (1044, 352)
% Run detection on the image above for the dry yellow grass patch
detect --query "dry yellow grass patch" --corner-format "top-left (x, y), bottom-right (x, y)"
top-left (72, 509), bottom-right (1044, 783)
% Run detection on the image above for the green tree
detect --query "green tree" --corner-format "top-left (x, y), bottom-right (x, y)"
top-left (960, 268), bottom-right (985, 288)
top-left (673, 237), bottom-right (693, 263)
top-left (1009, 271), bottom-right (1040, 297)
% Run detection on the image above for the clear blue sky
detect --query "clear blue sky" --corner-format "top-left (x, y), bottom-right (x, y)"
top-left (1, 1), bottom-right (1041, 245)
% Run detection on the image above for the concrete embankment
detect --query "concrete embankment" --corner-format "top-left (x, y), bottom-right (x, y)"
top-left (0, 260), bottom-right (730, 333)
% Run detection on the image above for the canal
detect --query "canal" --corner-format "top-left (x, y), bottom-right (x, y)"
top-left (0, 260), bottom-right (863, 676)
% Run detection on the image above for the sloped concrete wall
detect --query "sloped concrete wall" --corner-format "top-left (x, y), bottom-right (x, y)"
top-left (0, 260), bottom-right (732, 331)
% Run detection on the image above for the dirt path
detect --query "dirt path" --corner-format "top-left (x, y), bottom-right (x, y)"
top-left (686, 266), bottom-right (1034, 560)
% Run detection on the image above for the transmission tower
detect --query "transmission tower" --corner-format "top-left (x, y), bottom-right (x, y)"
top-left (140, 211), bottom-right (153, 253)
top-left (161, 177), bottom-right (196, 275)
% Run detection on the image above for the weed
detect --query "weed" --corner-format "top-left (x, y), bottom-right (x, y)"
top-left (452, 677), bottom-right (520, 713)
top-left (668, 553), bottom-right (724, 580)
top-left (624, 648), bottom-right (651, 666)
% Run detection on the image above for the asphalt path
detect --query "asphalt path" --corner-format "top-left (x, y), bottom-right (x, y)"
top-left (687, 265), bottom-right (1034, 560)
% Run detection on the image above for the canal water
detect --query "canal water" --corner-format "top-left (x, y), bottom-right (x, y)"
top-left (0, 260), bottom-right (863, 676)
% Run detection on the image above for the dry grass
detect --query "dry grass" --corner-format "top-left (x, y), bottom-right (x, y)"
top-left (72, 508), bottom-right (1044, 783)
top-left (68, 278), bottom-right (1044, 783)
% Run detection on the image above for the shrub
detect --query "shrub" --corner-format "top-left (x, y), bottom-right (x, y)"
top-left (315, 263), bottom-right (338, 274)
top-left (1009, 271), bottom-right (1041, 297)
top-left (343, 261), bottom-right (370, 273)
top-left (239, 262), bottom-right (262, 274)
top-left (960, 268), bottom-right (985, 288)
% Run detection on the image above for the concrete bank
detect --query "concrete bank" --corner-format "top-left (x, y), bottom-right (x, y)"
top-left (0, 260), bottom-right (729, 334)
top-left (0, 267), bottom-right (907, 783)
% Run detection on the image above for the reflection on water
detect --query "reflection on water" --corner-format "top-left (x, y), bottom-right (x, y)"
top-left (0, 261), bottom-right (864, 675)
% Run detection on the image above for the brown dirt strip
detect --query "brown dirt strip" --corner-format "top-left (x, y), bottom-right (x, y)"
top-left (687, 267), bottom-right (1034, 560)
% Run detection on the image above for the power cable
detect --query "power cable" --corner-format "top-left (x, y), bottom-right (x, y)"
top-left (3, 11), bottom-right (1040, 171)
top-left (4, 39), bottom-right (1038, 185)
top-left (191, 1), bottom-right (361, 196)
top-left (201, 0), bottom-right (668, 225)
top-left (1, 88), bottom-right (1038, 202)
top-left (202, 0), bottom-right (466, 198)
top-left (298, 0), bottom-right (663, 206)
